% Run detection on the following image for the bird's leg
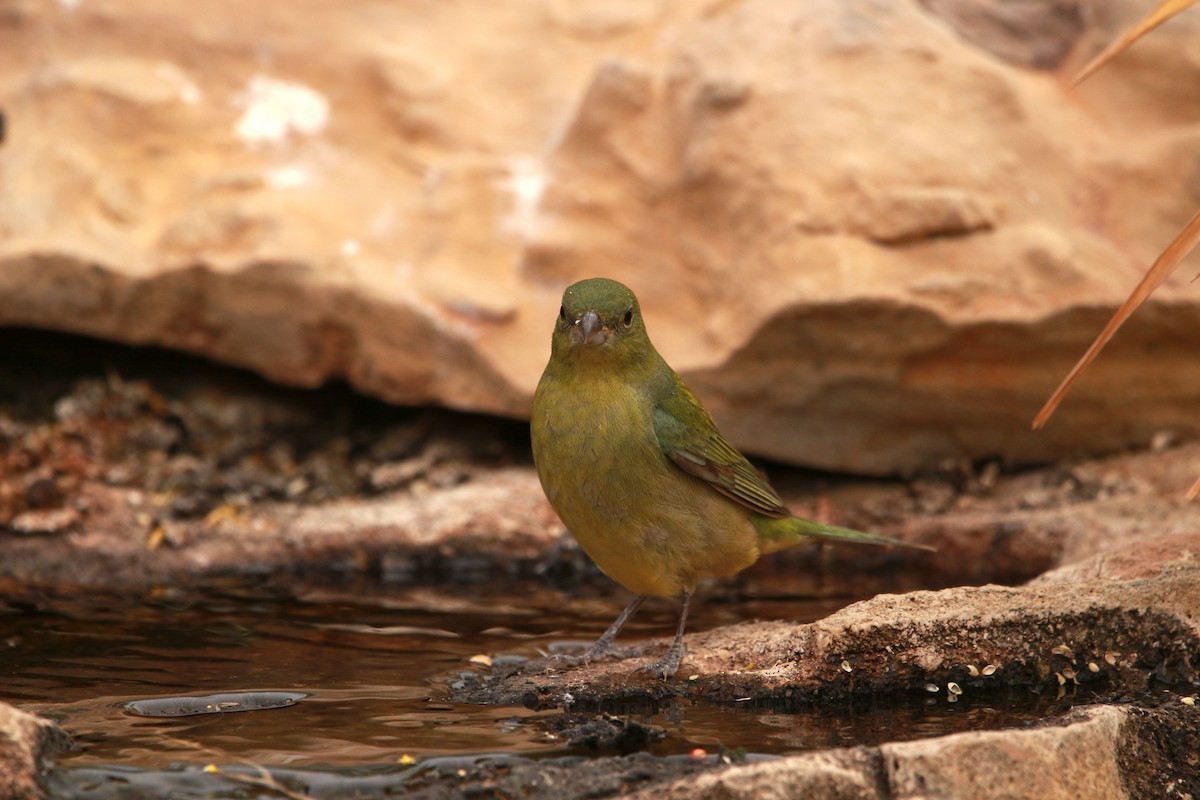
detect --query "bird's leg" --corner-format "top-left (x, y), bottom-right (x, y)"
top-left (547, 594), bottom-right (646, 668)
top-left (634, 589), bottom-right (692, 679)
top-left (582, 594), bottom-right (646, 660)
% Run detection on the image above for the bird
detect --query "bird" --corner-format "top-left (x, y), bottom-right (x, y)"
top-left (530, 277), bottom-right (930, 678)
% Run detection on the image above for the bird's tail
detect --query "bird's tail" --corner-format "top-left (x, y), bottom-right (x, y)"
top-left (755, 515), bottom-right (934, 555)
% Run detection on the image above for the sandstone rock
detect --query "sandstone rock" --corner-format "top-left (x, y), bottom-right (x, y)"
top-left (1, 1), bottom-right (1198, 474)
top-left (643, 748), bottom-right (884, 800)
top-left (879, 706), bottom-right (1126, 799)
top-left (0, 701), bottom-right (69, 799)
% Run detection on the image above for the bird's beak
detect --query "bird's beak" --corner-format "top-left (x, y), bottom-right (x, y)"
top-left (571, 309), bottom-right (608, 346)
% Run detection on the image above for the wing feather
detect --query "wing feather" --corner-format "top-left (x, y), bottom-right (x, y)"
top-left (652, 379), bottom-right (790, 519)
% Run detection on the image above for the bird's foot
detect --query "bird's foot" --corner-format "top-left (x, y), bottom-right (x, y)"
top-left (630, 641), bottom-right (685, 680)
top-left (545, 640), bottom-right (640, 670)
top-left (584, 640), bottom-right (642, 662)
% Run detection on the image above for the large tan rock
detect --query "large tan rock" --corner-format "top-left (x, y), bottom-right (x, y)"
top-left (2, 0), bottom-right (1199, 473)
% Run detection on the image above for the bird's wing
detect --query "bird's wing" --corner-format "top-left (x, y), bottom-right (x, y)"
top-left (652, 378), bottom-right (790, 519)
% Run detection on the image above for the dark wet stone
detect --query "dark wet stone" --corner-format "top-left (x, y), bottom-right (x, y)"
top-left (537, 712), bottom-right (666, 750)
top-left (122, 691), bottom-right (307, 717)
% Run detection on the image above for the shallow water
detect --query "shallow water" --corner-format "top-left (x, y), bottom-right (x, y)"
top-left (2, 583), bottom-right (1091, 797)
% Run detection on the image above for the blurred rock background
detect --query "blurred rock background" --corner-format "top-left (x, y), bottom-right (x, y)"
top-left (2, 0), bottom-right (1199, 474)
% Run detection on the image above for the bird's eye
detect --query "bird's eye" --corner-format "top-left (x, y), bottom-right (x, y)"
top-left (622, 309), bottom-right (634, 327)
top-left (558, 305), bottom-right (567, 323)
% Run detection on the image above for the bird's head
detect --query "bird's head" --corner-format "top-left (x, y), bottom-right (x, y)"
top-left (550, 277), bottom-right (652, 367)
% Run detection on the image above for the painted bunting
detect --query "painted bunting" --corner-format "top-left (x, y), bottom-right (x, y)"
top-left (531, 277), bottom-right (930, 678)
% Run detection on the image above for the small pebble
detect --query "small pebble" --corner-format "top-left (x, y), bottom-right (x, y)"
top-left (1052, 644), bottom-right (1074, 659)
top-left (10, 507), bottom-right (81, 535)
top-left (1151, 430), bottom-right (1176, 451)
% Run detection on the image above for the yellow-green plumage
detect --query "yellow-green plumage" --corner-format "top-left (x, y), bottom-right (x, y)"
top-left (531, 277), bottom-right (927, 677)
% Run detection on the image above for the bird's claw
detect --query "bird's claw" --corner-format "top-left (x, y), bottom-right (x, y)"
top-left (630, 643), bottom-right (685, 680)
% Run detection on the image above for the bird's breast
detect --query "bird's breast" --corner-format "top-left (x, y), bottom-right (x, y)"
top-left (531, 370), bottom-right (757, 597)
top-left (532, 371), bottom-right (657, 515)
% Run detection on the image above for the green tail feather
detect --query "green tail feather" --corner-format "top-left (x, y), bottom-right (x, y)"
top-left (754, 515), bottom-right (934, 556)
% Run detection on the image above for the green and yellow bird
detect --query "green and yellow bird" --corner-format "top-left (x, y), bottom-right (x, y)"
top-left (531, 277), bottom-right (929, 678)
